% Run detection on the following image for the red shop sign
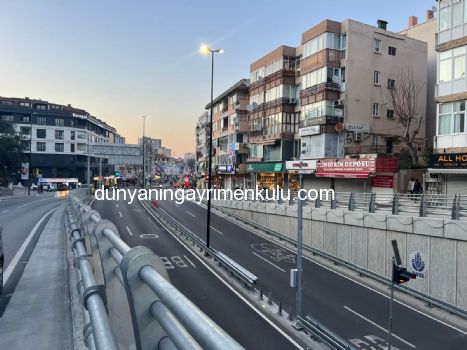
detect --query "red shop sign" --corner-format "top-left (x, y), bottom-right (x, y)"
top-left (371, 175), bottom-right (394, 188)
top-left (317, 158), bottom-right (376, 173)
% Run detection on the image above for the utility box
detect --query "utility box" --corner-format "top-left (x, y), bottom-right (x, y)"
top-left (290, 268), bottom-right (297, 288)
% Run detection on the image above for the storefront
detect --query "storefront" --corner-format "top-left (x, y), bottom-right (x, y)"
top-left (428, 153), bottom-right (467, 195)
top-left (247, 162), bottom-right (285, 190)
top-left (285, 160), bottom-right (317, 191)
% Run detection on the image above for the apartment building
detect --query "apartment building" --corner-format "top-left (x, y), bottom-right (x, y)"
top-left (429, 0), bottom-right (467, 195)
top-left (247, 46), bottom-right (300, 191)
top-left (0, 96), bottom-right (116, 183)
top-left (205, 79), bottom-right (250, 189)
top-left (297, 19), bottom-right (427, 192)
top-left (195, 111), bottom-right (209, 184)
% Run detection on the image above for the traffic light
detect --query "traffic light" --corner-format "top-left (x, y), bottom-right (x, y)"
top-left (392, 263), bottom-right (416, 285)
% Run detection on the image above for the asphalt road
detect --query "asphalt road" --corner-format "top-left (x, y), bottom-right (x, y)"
top-left (0, 192), bottom-right (64, 316)
top-left (92, 196), bottom-right (303, 350)
top-left (155, 197), bottom-right (467, 350)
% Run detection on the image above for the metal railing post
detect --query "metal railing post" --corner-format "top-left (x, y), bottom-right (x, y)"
top-left (369, 192), bottom-right (376, 213)
top-left (392, 194), bottom-right (399, 215)
top-left (348, 192), bottom-right (355, 211)
top-left (315, 196), bottom-right (321, 208)
top-left (420, 195), bottom-right (427, 217)
top-left (452, 195), bottom-right (460, 220)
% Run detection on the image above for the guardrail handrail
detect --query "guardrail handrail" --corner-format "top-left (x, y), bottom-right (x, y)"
top-left (67, 190), bottom-right (244, 350)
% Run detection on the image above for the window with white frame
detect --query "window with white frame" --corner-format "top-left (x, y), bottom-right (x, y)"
top-left (374, 39), bottom-right (381, 53)
top-left (372, 103), bottom-right (379, 117)
top-left (302, 32), bottom-right (342, 59)
top-left (438, 46), bottom-right (467, 82)
top-left (374, 71), bottom-right (380, 85)
top-left (37, 142), bottom-right (46, 152)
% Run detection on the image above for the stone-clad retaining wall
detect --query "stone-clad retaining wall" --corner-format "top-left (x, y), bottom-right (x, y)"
top-left (213, 199), bottom-right (467, 310)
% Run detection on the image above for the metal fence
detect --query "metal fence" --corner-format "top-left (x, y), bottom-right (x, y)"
top-left (67, 190), bottom-right (244, 350)
top-left (251, 191), bottom-right (467, 221)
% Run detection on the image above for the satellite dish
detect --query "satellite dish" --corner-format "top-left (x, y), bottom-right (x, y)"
top-left (335, 122), bottom-right (344, 133)
top-left (332, 75), bottom-right (340, 83)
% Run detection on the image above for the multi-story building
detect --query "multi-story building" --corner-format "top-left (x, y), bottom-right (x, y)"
top-left (429, 0), bottom-right (467, 195)
top-left (297, 19), bottom-right (427, 192)
top-left (206, 79), bottom-right (250, 189)
top-left (195, 111), bottom-right (209, 185)
top-left (247, 46), bottom-right (300, 190)
top-left (0, 96), bottom-right (117, 183)
top-left (157, 147), bottom-right (172, 158)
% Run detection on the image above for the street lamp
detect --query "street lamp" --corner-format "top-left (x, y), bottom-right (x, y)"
top-left (140, 115), bottom-right (147, 189)
top-left (28, 112), bottom-right (37, 195)
top-left (200, 43), bottom-right (223, 249)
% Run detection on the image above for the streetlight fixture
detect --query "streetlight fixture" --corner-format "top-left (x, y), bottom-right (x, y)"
top-left (200, 43), bottom-right (223, 249)
top-left (140, 115), bottom-right (147, 189)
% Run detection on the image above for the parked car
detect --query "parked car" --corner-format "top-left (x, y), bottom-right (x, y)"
top-left (30, 183), bottom-right (38, 191)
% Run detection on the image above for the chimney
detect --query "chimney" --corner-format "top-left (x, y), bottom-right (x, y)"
top-left (377, 19), bottom-right (388, 30)
top-left (408, 16), bottom-right (418, 27)
top-left (426, 10), bottom-right (434, 21)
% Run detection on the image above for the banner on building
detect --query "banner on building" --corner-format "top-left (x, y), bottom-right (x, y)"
top-left (21, 162), bottom-right (29, 180)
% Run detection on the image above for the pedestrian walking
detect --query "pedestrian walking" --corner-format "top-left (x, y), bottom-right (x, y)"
top-left (408, 178), bottom-right (415, 196)
top-left (413, 179), bottom-right (423, 195)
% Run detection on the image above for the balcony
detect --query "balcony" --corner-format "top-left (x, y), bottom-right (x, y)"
top-left (434, 134), bottom-right (467, 150)
top-left (300, 82), bottom-right (340, 98)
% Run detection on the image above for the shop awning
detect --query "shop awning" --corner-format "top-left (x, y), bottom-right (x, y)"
top-left (247, 162), bottom-right (284, 172)
top-left (315, 171), bottom-right (371, 179)
top-left (427, 168), bottom-right (467, 174)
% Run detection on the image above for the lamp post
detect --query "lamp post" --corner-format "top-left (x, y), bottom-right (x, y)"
top-left (200, 43), bottom-right (223, 249)
top-left (140, 115), bottom-right (147, 189)
top-left (27, 112), bottom-right (37, 195)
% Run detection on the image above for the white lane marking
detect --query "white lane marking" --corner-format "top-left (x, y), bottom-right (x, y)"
top-left (216, 208), bottom-right (467, 336)
top-left (344, 306), bottom-right (416, 348)
top-left (140, 233), bottom-right (159, 239)
top-left (210, 226), bottom-right (224, 235)
top-left (116, 203), bottom-right (119, 208)
top-left (141, 200), bottom-right (303, 349)
top-left (4, 206), bottom-right (60, 284)
top-left (185, 210), bottom-right (195, 217)
top-left (16, 197), bottom-right (51, 208)
top-left (1, 209), bottom-right (10, 214)
top-left (125, 225), bottom-right (133, 236)
top-left (184, 255), bottom-right (197, 268)
top-left (118, 211), bottom-right (123, 218)
top-left (252, 252), bottom-right (286, 273)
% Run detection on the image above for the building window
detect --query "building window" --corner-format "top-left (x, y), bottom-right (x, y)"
top-left (20, 126), bottom-right (31, 135)
top-left (372, 135), bottom-right (378, 147)
top-left (439, 46), bottom-right (466, 83)
top-left (77, 143), bottom-right (86, 151)
top-left (387, 109), bottom-right (395, 119)
top-left (386, 139), bottom-right (393, 154)
top-left (453, 1), bottom-right (463, 27)
top-left (37, 116), bottom-right (47, 125)
top-left (454, 52), bottom-right (466, 79)
top-left (19, 102), bottom-right (30, 107)
top-left (1, 115), bottom-right (13, 121)
top-left (374, 39), bottom-right (381, 53)
top-left (55, 143), bottom-right (64, 152)
top-left (71, 131), bottom-right (75, 140)
top-left (388, 46), bottom-right (397, 56)
top-left (372, 103), bottom-right (379, 117)
top-left (55, 118), bottom-right (64, 126)
top-left (37, 142), bottom-right (46, 152)
top-left (35, 105), bottom-right (47, 110)
top-left (55, 129), bottom-right (64, 139)
top-left (439, 6), bottom-right (451, 31)
top-left (373, 71), bottom-right (380, 85)
top-left (20, 115), bottom-right (30, 123)
top-left (36, 129), bottom-right (46, 138)
top-left (454, 101), bottom-right (465, 133)
top-left (22, 140), bottom-right (30, 151)
top-left (388, 79), bottom-right (396, 89)
top-left (71, 144), bottom-right (75, 153)
top-left (438, 103), bottom-right (452, 135)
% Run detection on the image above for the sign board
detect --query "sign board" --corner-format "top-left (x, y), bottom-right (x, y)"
top-left (429, 153), bottom-right (467, 168)
top-left (299, 126), bottom-right (320, 137)
top-left (115, 171), bottom-right (121, 177)
top-left (304, 116), bottom-right (327, 126)
top-left (346, 122), bottom-right (370, 133)
top-left (409, 251), bottom-right (427, 278)
top-left (286, 160), bottom-right (317, 171)
top-left (317, 158), bottom-right (376, 173)
top-left (371, 175), bottom-right (394, 188)
top-left (21, 162), bottom-right (29, 180)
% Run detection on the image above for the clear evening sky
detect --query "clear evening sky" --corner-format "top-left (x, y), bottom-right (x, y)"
top-left (0, 0), bottom-right (435, 157)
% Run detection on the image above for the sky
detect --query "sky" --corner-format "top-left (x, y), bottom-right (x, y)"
top-left (0, 0), bottom-right (435, 157)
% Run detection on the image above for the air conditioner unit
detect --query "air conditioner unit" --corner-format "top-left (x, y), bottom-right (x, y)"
top-left (289, 98), bottom-right (296, 104)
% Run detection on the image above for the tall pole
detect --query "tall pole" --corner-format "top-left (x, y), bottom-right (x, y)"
top-left (141, 116), bottom-right (147, 189)
top-left (28, 112), bottom-right (33, 195)
top-left (206, 51), bottom-right (215, 249)
top-left (388, 258), bottom-right (396, 350)
top-left (87, 137), bottom-right (91, 196)
top-left (294, 160), bottom-right (304, 329)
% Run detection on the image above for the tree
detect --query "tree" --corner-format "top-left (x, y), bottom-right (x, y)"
top-left (0, 120), bottom-right (25, 185)
top-left (386, 68), bottom-right (425, 167)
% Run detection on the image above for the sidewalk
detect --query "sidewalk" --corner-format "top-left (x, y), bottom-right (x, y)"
top-left (0, 205), bottom-right (73, 349)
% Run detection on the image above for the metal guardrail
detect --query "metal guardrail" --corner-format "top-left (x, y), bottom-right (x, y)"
top-left (299, 315), bottom-right (353, 350)
top-left (67, 190), bottom-right (244, 350)
top-left (146, 201), bottom-right (258, 287)
top-left (252, 191), bottom-right (467, 221)
top-left (0, 226), bottom-right (3, 296)
top-left (208, 201), bottom-right (467, 321)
